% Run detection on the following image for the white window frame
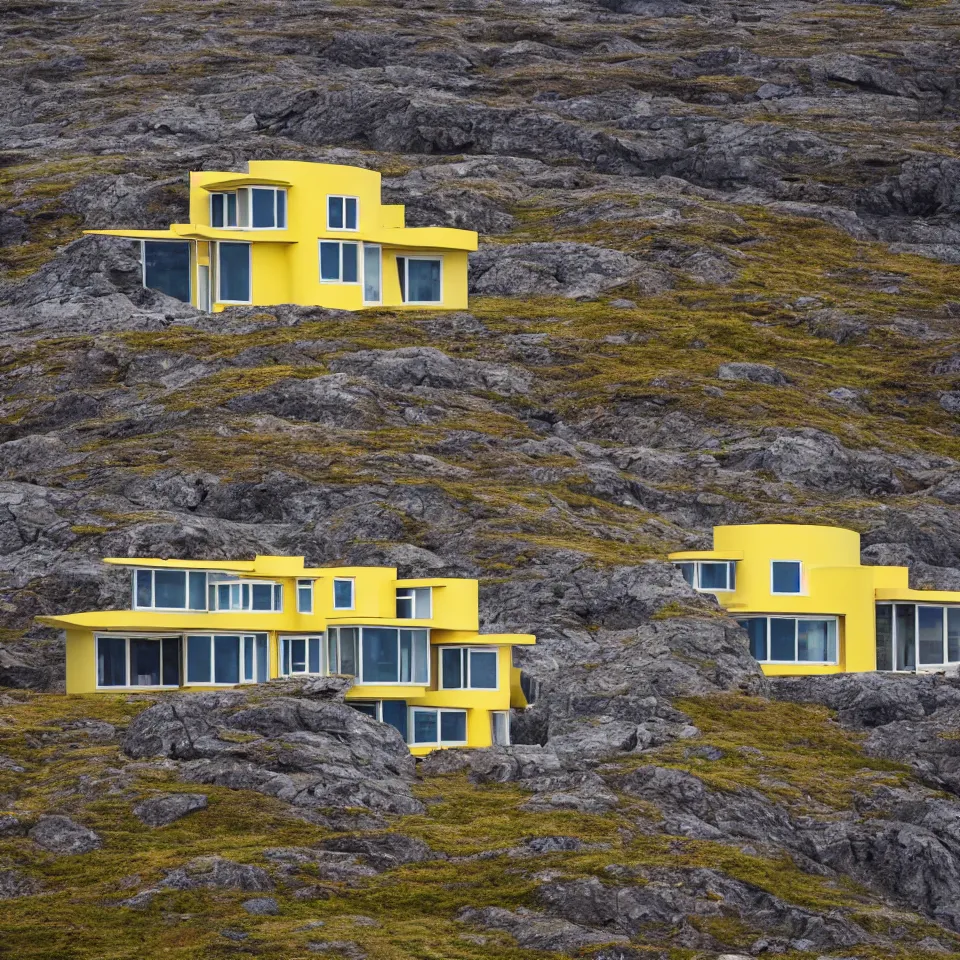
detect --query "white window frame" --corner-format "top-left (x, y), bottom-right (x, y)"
top-left (350, 700), bottom-right (382, 721)
top-left (354, 626), bottom-right (430, 686)
top-left (326, 626), bottom-right (360, 677)
top-left (297, 579), bottom-right (314, 615)
top-left (878, 602), bottom-right (960, 673)
top-left (209, 191), bottom-right (238, 228)
top-left (235, 186), bottom-right (287, 230)
top-left (438, 646), bottom-right (499, 690)
top-left (491, 710), bottom-right (511, 746)
top-left (319, 240), bottom-right (360, 284)
top-left (674, 561), bottom-right (736, 593)
top-left (207, 579), bottom-right (283, 613)
top-left (333, 577), bottom-right (355, 610)
top-left (396, 586), bottom-right (432, 620)
top-left (133, 568), bottom-right (207, 612)
top-left (771, 560), bottom-right (803, 596)
top-left (278, 634), bottom-right (326, 676)
top-left (362, 242), bottom-right (382, 305)
top-left (737, 615), bottom-right (839, 666)
top-left (327, 194), bottom-right (359, 232)
top-left (216, 241), bottom-right (252, 305)
top-left (399, 255), bottom-right (443, 305)
top-left (409, 706), bottom-right (468, 747)
top-left (184, 633), bottom-right (262, 686)
top-left (94, 633), bottom-right (183, 691)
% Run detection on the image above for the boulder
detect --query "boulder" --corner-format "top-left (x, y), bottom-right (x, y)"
top-left (28, 815), bottom-right (101, 855)
top-left (717, 363), bottom-right (788, 386)
top-left (132, 793), bottom-right (208, 827)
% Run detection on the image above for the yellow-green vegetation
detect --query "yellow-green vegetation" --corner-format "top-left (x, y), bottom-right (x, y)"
top-left (1, 691), bottom-right (958, 959)
top-left (647, 693), bottom-right (911, 812)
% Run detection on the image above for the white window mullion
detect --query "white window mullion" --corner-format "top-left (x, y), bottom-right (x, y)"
top-left (125, 638), bottom-right (131, 687)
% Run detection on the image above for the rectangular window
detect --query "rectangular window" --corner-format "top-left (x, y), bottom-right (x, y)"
top-left (327, 626), bottom-right (359, 676)
top-left (875, 604), bottom-right (893, 672)
top-left (675, 561), bottom-right (736, 593)
top-left (333, 578), bottom-right (354, 610)
top-left (297, 580), bottom-right (314, 614)
top-left (410, 708), bottom-right (468, 746)
top-left (895, 604), bottom-right (916, 671)
top-left (439, 647), bottom-right (498, 690)
top-left (396, 587), bottom-right (431, 619)
top-left (327, 195), bottom-right (359, 231)
top-left (880, 604), bottom-right (960, 672)
top-left (771, 561), bottom-right (802, 595)
top-left (279, 635), bottom-right (325, 676)
top-left (351, 701), bottom-right (381, 720)
top-left (214, 635), bottom-right (241, 684)
top-left (919, 606), bottom-right (945, 666)
top-left (97, 636), bottom-right (181, 688)
top-left (359, 627), bottom-right (429, 685)
top-left (217, 242), bottom-right (251, 303)
top-left (381, 700), bottom-right (408, 739)
top-left (142, 241), bottom-right (191, 304)
top-left (210, 192), bottom-right (238, 228)
top-left (363, 244), bottom-right (381, 304)
top-left (491, 711), bottom-right (510, 746)
top-left (950, 609), bottom-right (960, 663)
top-left (133, 569), bottom-right (206, 611)
top-left (235, 187), bottom-right (286, 229)
top-left (319, 241), bottom-right (359, 283)
top-left (186, 635), bottom-right (212, 684)
top-left (398, 256), bottom-right (442, 304)
top-left (207, 577), bottom-right (282, 612)
top-left (737, 617), bottom-right (838, 665)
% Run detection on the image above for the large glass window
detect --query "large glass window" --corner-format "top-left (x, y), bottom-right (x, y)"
top-left (133, 569), bottom-right (206, 611)
top-left (363, 244), bottom-right (381, 304)
top-left (396, 587), bottom-right (431, 619)
top-left (98, 636), bottom-right (181, 688)
top-left (279, 635), bottom-right (324, 676)
top-left (491, 711), bottom-right (510, 746)
top-left (319, 241), bottom-right (359, 283)
top-left (360, 627), bottom-right (429, 684)
top-left (410, 708), bottom-right (468, 746)
top-left (327, 195), bottom-right (358, 231)
top-left (143, 241), bottom-right (191, 303)
top-left (736, 617), bottom-right (838, 665)
top-left (207, 577), bottom-right (282, 612)
top-left (327, 627), bottom-right (359, 676)
top-left (771, 561), bottom-right (802, 595)
top-left (210, 192), bottom-right (238, 228)
top-left (218, 242), bottom-right (251, 303)
top-left (879, 603), bottom-right (960, 671)
top-left (185, 634), bottom-right (251, 685)
top-left (440, 647), bottom-right (498, 689)
top-left (673, 561), bottom-right (736, 593)
top-left (397, 256), bottom-right (442, 304)
top-left (250, 187), bottom-right (286, 229)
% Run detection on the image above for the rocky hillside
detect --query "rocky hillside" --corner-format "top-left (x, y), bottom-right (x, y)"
top-left (2, 0), bottom-right (960, 955)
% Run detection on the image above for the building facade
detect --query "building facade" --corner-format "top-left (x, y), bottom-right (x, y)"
top-left (39, 556), bottom-right (533, 755)
top-left (84, 161), bottom-right (477, 313)
top-left (669, 523), bottom-right (960, 676)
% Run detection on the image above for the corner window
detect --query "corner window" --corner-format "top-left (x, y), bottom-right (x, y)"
top-left (97, 636), bottom-right (181, 688)
top-left (736, 617), bottom-right (838, 665)
top-left (142, 241), bottom-right (191, 303)
top-left (327, 195), bottom-right (358, 231)
top-left (396, 256), bottom-right (442, 304)
top-left (279, 635), bottom-right (324, 675)
top-left (319, 241), bottom-right (359, 283)
top-left (217, 241), bottom-right (252, 304)
top-left (411, 707), bottom-right (467, 746)
top-left (297, 579), bottom-right (314, 615)
top-left (440, 647), bottom-right (498, 690)
top-left (333, 578), bottom-right (355, 610)
top-left (674, 561), bottom-right (736, 593)
top-left (210, 192), bottom-right (238, 228)
top-left (359, 627), bottom-right (429, 684)
top-left (327, 626), bottom-right (359, 675)
top-left (396, 587), bottom-right (431, 619)
top-left (771, 561), bottom-right (802, 595)
top-left (877, 603), bottom-right (960, 672)
top-left (133, 569), bottom-right (207, 611)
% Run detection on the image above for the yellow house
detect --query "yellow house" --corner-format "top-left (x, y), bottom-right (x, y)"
top-left (83, 160), bottom-right (477, 312)
top-left (37, 556), bottom-right (534, 755)
top-left (669, 523), bottom-right (960, 676)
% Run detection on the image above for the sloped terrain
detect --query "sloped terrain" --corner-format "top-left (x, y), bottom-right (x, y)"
top-left (2, 0), bottom-right (960, 955)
